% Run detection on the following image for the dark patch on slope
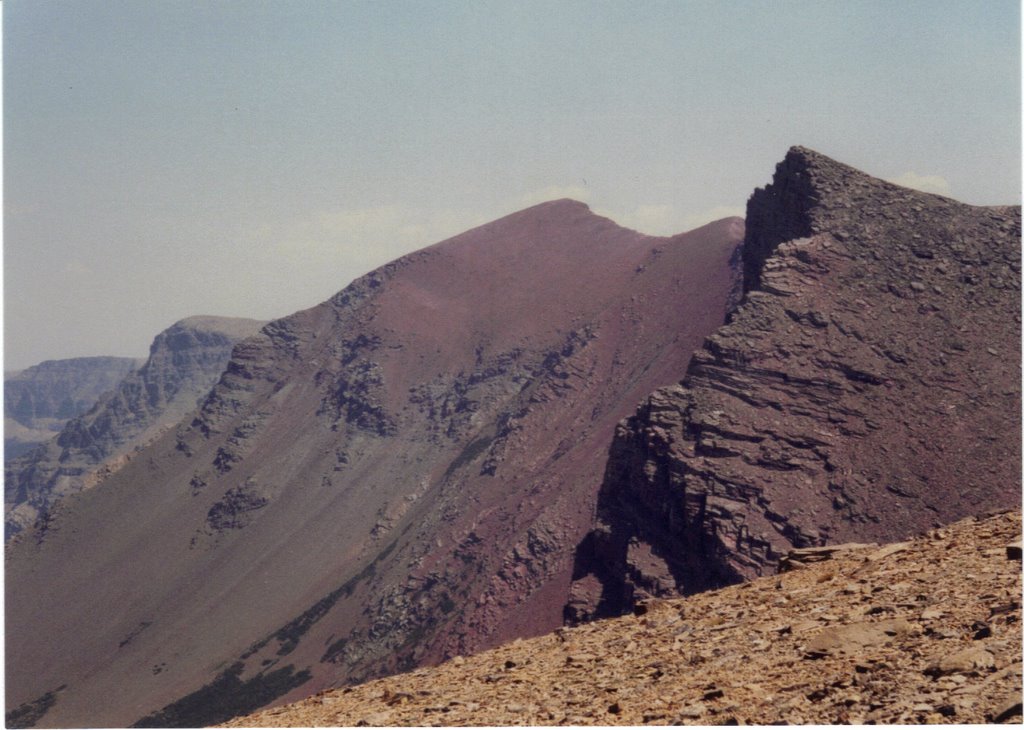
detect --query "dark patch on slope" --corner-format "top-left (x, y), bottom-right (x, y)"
top-left (565, 393), bottom-right (747, 624)
top-left (131, 662), bottom-right (311, 728)
top-left (268, 539), bottom-right (399, 657)
top-left (5, 685), bottom-right (66, 729)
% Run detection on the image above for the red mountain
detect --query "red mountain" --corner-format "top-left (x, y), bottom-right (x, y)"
top-left (568, 148), bottom-right (1021, 621)
top-left (5, 200), bottom-right (743, 727)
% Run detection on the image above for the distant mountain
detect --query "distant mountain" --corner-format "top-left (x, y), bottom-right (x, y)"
top-left (4, 316), bottom-right (265, 537)
top-left (4, 356), bottom-right (142, 458)
top-left (567, 147), bottom-right (1021, 622)
top-left (5, 200), bottom-right (743, 727)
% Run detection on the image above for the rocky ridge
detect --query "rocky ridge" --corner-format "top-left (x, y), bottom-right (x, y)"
top-left (4, 316), bottom-right (265, 537)
top-left (4, 356), bottom-right (142, 458)
top-left (568, 146), bottom-right (1021, 621)
top-left (4, 201), bottom-right (743, 727)
top-left (222, 509), bottom-right (1023, 726)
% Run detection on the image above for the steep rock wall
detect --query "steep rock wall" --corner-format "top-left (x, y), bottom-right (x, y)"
top-left (567, 147), bottom-right (1022, 622)
top-left (4, 356), bottom-right (142, 458)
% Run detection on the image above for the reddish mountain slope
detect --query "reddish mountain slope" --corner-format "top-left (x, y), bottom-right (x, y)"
top-left (568, 148), bottom-right (1021, 622)
top-left (5, 200), bottom-right (743, 727)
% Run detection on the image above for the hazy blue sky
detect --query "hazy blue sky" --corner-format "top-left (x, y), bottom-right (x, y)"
top-left (4, 0), bottom-right (1020, 369)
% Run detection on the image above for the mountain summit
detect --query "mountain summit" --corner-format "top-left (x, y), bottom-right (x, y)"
top-left (5, 200), bottom-right (743, 727)
top-left (567, 146), bottom-right (1021, 621)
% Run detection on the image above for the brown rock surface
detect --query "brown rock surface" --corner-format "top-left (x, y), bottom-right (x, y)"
top-left (4, 316), bottom-right (265, 537)
top-left (222, 510), bottom-right (1023, 726)
top-left (568, 146), bottom-right (1021, 622)
top-left (5, 201), bottom-right (742, 727)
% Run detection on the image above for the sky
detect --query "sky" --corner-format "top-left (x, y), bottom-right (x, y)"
top-left (3, 0), bottom-right (1020, 370)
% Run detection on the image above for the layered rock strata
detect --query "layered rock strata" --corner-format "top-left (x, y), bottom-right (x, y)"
top-left (568, 147), bottom-right (1021, 622)
top-left (4, 356), bottom-right (142, 458)
top-left (4, 316), bottom-right (265, 537)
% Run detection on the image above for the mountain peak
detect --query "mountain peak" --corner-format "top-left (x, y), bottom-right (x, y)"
top-left (525, 197), bottom-right (592, 212)
top-left (5, 189), bottom-right (746, 727)
top-left (167, 315), bottom-right (267, 340)
top-left (568, 146), bottom-right (1020, 625)
top-left (481, 197), bottom-right (602, 231)
top-left (782, 145), bottom-right (868, 180)
top-left (741, 145), bottom-right (992, 294)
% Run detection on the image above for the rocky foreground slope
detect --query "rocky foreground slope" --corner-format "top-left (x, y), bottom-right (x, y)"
top-left (4, 356), bottom-right (141, 458)
top-left (5, 201), bottom-right (743, 727)
top-left (4, 316), bottom-right (265, 537)
top-left (223, 509), bottom-right (1022, 726)
top-left (568, 146), bottom-right (1021, 621)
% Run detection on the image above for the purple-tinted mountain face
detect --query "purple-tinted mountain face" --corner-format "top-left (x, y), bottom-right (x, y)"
top-left (5, 201), bottom-right (742, 727)
top-left (11, 147), bottom-right (1015, 730)
top-left (567, 147), bottom-right (1021, 622)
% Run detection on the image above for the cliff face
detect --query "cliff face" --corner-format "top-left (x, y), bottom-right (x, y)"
top-left (4, 316), bottom-right (265, 537)
top-left (5, 201), bottom-right (743, 728)
top-left (4, 356), bottom-right (142, 458)
top-left (567, 147), bottom-right (1021, 622)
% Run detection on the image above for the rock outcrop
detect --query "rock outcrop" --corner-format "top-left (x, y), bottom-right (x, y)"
top-left (567, 147), bottom-right (1021, 622)
top-left (221, 509), bottom-right (1022, 727)
top-left (4, 356), bottom-right (142, 458)
top-left (4, 201), bottom-right (743, 727)
top-left (4, 316), bottom-right (265, 537)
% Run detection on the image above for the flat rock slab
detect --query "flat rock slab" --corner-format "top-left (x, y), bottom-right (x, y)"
top-left (926, 647), bottom-right (998, 677)
top-left (804, 618), bottom-right (913, 657)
